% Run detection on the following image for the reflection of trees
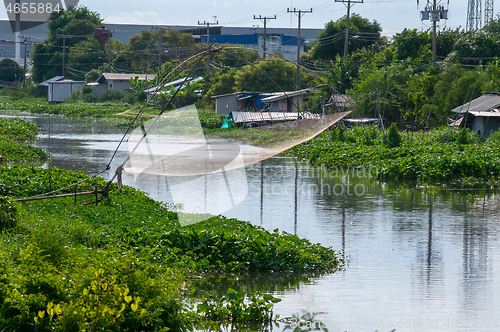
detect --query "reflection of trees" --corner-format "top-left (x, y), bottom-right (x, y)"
top-left (189, 271), bottom-right (323, 298)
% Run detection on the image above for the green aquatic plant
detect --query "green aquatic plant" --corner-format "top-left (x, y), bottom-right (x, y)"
top-left (0, 118), bottom-right (47, 163)
top-left (289, 126), bottom-right (500, 183)
top-left (0, 166), bottom-right (343, 331)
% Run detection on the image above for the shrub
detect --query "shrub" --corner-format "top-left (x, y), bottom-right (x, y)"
top-left (97, 88), bottom-right (124, 102)
top-left (386, 123), bottom-right (401, 148)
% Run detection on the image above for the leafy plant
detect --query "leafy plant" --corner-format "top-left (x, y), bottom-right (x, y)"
top-left (386, 123), bottom-right (401, 148)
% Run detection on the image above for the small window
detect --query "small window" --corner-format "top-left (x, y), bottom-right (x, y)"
top-left (110, 84), bottom-right (113, 88)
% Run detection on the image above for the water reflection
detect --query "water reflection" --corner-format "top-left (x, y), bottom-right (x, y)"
top-left (3, 112), bottom-right (500, 331)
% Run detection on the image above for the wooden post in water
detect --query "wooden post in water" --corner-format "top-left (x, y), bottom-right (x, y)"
top-left (294, 163), bottom-right (298, 235)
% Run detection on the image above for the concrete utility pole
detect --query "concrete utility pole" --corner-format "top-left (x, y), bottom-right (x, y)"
top-left (198, 20), bottom-right (218, 115)
top-left (432, 0), bottom-right (437, 66)
top-left (253, 15), bottom-right (276, 59)
top-left (152, 26), bottom-right (164, 73)
top-left (420, 1), bottom-right (448, 67)
top-left (287, 8), bottom-right (312, 91)
top-left (20, 35), bottom-right (31, 88)
top-left (56, 34), bottom-right (73, 76)
top-left (198, 20), bottom-right (218, 78)
top-left (335, 0), bottom-right (363, 59)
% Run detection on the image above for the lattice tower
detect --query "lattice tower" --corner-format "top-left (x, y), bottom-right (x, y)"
top-left (467, 0), bottom-right (482, 31)
top-left (485, 0), bottom-right (494, 25)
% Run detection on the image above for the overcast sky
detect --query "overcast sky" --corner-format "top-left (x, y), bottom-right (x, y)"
top-left (1, 0), bottom-right (478, 36)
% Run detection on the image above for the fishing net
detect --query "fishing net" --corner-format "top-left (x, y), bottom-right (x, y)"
top-left (122, 105), bottom-right (351, 225)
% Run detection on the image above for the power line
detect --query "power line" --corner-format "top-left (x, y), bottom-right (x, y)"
top-left (287, 7), bottom-right (313, 91)
top-left (253, 15), bottom-right (277, 59)
top-left (335, 0), bottom-right (364, 58)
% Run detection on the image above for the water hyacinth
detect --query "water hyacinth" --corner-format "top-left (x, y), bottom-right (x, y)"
top-left (288, 126), bottom-right (500, 184)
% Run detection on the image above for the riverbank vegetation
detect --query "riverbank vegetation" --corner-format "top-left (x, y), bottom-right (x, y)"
top-left (0, 97), bottom-right (131, 118)
top-left (289, 126), bottom-right (500, 185)
top-left (0, 113), bottom-right (343, 331)
top-left (0, 118), bottom-right (47, 163)
top-left (0, 166), bottom-right (342, 331)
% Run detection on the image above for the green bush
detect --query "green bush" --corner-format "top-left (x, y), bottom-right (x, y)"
top-left (98, 88), bottom-right (124, 102)
top-left (386, 123), bottom-right (401, 148)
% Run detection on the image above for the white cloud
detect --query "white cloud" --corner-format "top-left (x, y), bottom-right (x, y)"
top-left (104, 11), bottom-right (167, 25)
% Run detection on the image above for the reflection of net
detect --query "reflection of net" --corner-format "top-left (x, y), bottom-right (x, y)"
top-left (123, 105), bottom-right (351, 178)
top-left (122, 105), bottom-right (350, 225)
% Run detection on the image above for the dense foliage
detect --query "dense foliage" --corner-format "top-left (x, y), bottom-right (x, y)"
top-left (289, 126), bottom-right (500, 184)
top-left (0, 59), bottom-right (24, 84)
top-left (0, 97), bottom-right (129, 117)
top-left (310, 14), bottom-right (383, 60)
top-left (31, 6), bottom-right (104, 83)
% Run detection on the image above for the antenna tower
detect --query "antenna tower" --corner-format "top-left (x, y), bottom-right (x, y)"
top-left (485, 0), bottom-right (494, 25)
top-left (467, 0), bottom-right (482, 30)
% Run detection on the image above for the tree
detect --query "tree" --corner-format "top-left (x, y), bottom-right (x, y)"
top-left (126, 29), bottom-right (199, 71)
top-left (321, 55), bottom-right (358, 94)
top-left (0, 58), bottom-right (24, 83)
top-left (350, 62), bottom-right (413, 123)
top-left (311, 14), bottom-right (382, 61)
top-left (483, 14), bottom-right (500, 34)
top-left (233, 57), bottom-right (315, 92)
top-left (446, 31), bottom-right (500, 65)
top-left (392, 28), bottom-right (431, 61)
top-left (31, 6), bottom-right (103, 82)
top-left (436, 29), bottom-right (462, 59)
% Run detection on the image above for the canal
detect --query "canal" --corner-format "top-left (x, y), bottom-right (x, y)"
top-left (6, 113), bottom-right (500, 332)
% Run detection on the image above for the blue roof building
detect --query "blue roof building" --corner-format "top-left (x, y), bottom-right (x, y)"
top-left (202, 33), bottom-right (305, 61)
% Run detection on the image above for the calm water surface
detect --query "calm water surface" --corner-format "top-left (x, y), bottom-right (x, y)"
top-left (5, 113), bottom-right (500, 332)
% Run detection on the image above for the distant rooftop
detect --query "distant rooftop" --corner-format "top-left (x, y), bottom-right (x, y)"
top-left (97, 73), bottom-right (156, 83)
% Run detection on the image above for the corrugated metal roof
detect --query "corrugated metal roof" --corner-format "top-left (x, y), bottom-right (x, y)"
top-left (468, 110), bottom-right (500, 117)
top-left (260, 89), bottom-right (315, 103)
top-left (143, 77), bottom-right (203, 93)
top-left (231, 111), bottom-right (319, 123)
top-left (49, 80), bottom-right (85, 84)
top-left (38, 76), bottom-right (65, 86)
top-left (451, 94), bottom-right (500, 114)
top-left (97, 73), bottom-right (156, 83)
